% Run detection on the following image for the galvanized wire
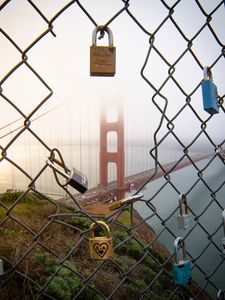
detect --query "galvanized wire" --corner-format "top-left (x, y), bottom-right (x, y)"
top-left (0, 0), bottom-right (224, 299)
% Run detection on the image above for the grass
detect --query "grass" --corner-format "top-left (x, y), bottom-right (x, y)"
top-left (0, 190), bottom-right (210, 300)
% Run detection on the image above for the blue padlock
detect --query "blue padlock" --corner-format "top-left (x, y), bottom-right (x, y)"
top-left (201, 66), bottom-right (219, 115)
top-left (173, 237), bottom-right (191, 285)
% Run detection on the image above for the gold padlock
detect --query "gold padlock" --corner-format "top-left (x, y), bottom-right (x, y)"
top-left (90, 26), bottom-right (116, 77)
top-left (89, 221), bottom-right (113, 259)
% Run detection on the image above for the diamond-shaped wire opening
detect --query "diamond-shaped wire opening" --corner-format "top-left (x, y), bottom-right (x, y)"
top-left (127, 0), bottom-right (169, 33)
top-left (0, 33), bottom-right (22, 80)
top-left (191, 25), bottom-right (223, 66)
top-left (142, 48), bottom-right (173, 88)
top-left (0, 1), bottom-right (224, 299)
top-left (2, 63), bottom-right (51, 117)
top-left (209, 4), bottom-right (225, 44)
top-left (152, 17), bottom-right (188, 63)
top-left (171, 0), bottom-right (206, 39)
top-left (0, 0), bottom-right (51, 49)
top-left (31, 0), bottom-right (70, 20)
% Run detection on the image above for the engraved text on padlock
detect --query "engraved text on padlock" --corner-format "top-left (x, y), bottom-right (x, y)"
top-left (90, 26), bottom-right (116, 76)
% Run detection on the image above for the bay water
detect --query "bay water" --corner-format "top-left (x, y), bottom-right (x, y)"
top-left (135, 158), bottom-right (225, 298)
top-left (0, 144), bottom-right (224, 298)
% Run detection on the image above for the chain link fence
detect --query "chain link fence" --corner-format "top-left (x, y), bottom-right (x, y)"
top-left (0, 0), bottom-right (224, 299)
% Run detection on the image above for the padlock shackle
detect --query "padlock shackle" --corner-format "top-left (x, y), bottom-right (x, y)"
top-left (217, 289), bottom-right (225, 300)
top-left (92, 25), bottom-right (113, 46)
top-left (89, 221), bottom-right (111, 239)
top-left (0, 259), bottom-right (4, 276)
top-left (179, 194), bottom-right (188, 215)
top-left (203, 66), bottom-right (213, 81)
top-left (121, 193), bottom-right (144, 204)
top-left (222, 210), bottom-right (225, 235)
top-left (46, 159), bottom-right (71, 180)
top-left (174, 237), bottom-right (187, 264)
top-left (216, 146), bottom-right (225, 163)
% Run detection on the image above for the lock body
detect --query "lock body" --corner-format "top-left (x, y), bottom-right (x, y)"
top-left (177, 194), bottom-right (193, 229)
top-left (216, 147), bottom-right (225, 164)
top-left (47, 159), bottom-right (88, 194)
top-left (68, 168), bottom-right (88, 194)
top-left (217, 289), bottom-right (225, 300)
top-left (90, 45), bottom-right (116, 76)
top-left (90, 26), bottom-right (116, 76)
top-left (0, 259), bottom-right (4, 280)
top-left (201, 80), bottom-right (219, 115)
top-left (89, 221), bottom-right (113, 259)
top-left (173, 260), bottom-right (191, 285)
top-left (222, 237), bottom-right (225, 255)
top-left (177, 214), bottom-right (192, 230)
top-left (173, 237), bottom-right (191, 285)
top-left (222, 210), bottom-right (225, 255)
top-left (89, 236), bottom-right (113, 259)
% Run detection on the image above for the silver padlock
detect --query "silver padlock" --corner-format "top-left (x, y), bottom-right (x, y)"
top-left (216, 146), bottom-right (225, 164)
top-left (0, 259), bottom-right (4, 280)
top-left (177, 194), bottom-right (193, 230)
top-left (108, 193), bottom-right (144, 210)
top-left (217, 289), bottom-right (225, 300)
top-left (47, 159), bottom-right (88, 194)
top-left (222, 210), bottom-right (225, 255)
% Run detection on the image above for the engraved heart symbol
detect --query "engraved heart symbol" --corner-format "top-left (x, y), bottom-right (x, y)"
top-left (93, 242), bottom-right (109, 258)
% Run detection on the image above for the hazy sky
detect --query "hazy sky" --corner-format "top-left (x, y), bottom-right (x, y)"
top-left (0, 0), bottom-right (224, 152)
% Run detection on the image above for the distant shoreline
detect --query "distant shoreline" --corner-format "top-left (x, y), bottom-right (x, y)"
top-left (127, 153), bottom-right (212, 187)
top-left (61, 153), bottom-right (212, 207)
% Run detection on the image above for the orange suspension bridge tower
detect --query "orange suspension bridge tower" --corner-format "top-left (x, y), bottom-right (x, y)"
top-left (99, 104), bottom-right (125, 200)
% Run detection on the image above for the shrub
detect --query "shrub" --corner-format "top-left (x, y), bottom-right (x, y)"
top-left (124, 239), bottom-right (144, 260)
top-left (0, 190), bottom-right (48, 204)
top-left (45, 270), bottom-right (82, 300)
top-left (69, 216), bottom-right (92, 230)
top-left (113, 255), bottom-right (136, 272)
top-left (34, 251), bottom-right (101, 300)
top-left (115, 283), bottom-right (140, 300)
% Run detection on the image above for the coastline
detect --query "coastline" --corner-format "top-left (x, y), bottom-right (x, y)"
top-left (59, 154), bottom-right (213, 299)
top-left (132, 209), bottom-right (212, 300)
top-left (60, 153), bottom-right (211, 208)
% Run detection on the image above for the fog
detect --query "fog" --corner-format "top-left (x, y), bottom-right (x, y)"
top-left (0, 0), bottom-right (224, 163)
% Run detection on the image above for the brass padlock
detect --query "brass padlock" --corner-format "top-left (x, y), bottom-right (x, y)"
top-left (89, 221), bottom-right (113, 259)
top-left (90, 26), bottom-right (116, 76)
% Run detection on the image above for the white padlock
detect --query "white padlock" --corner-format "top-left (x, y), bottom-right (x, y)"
top-left (177, 194), bottom-right (193, 230)
top-left (0, 259), bottom-right (4, 280)
top-left (222, 210), bottom-right (225, 255)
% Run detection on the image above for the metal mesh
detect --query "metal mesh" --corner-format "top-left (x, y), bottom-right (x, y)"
top-left (0, 1), bottom-right (224, 299)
